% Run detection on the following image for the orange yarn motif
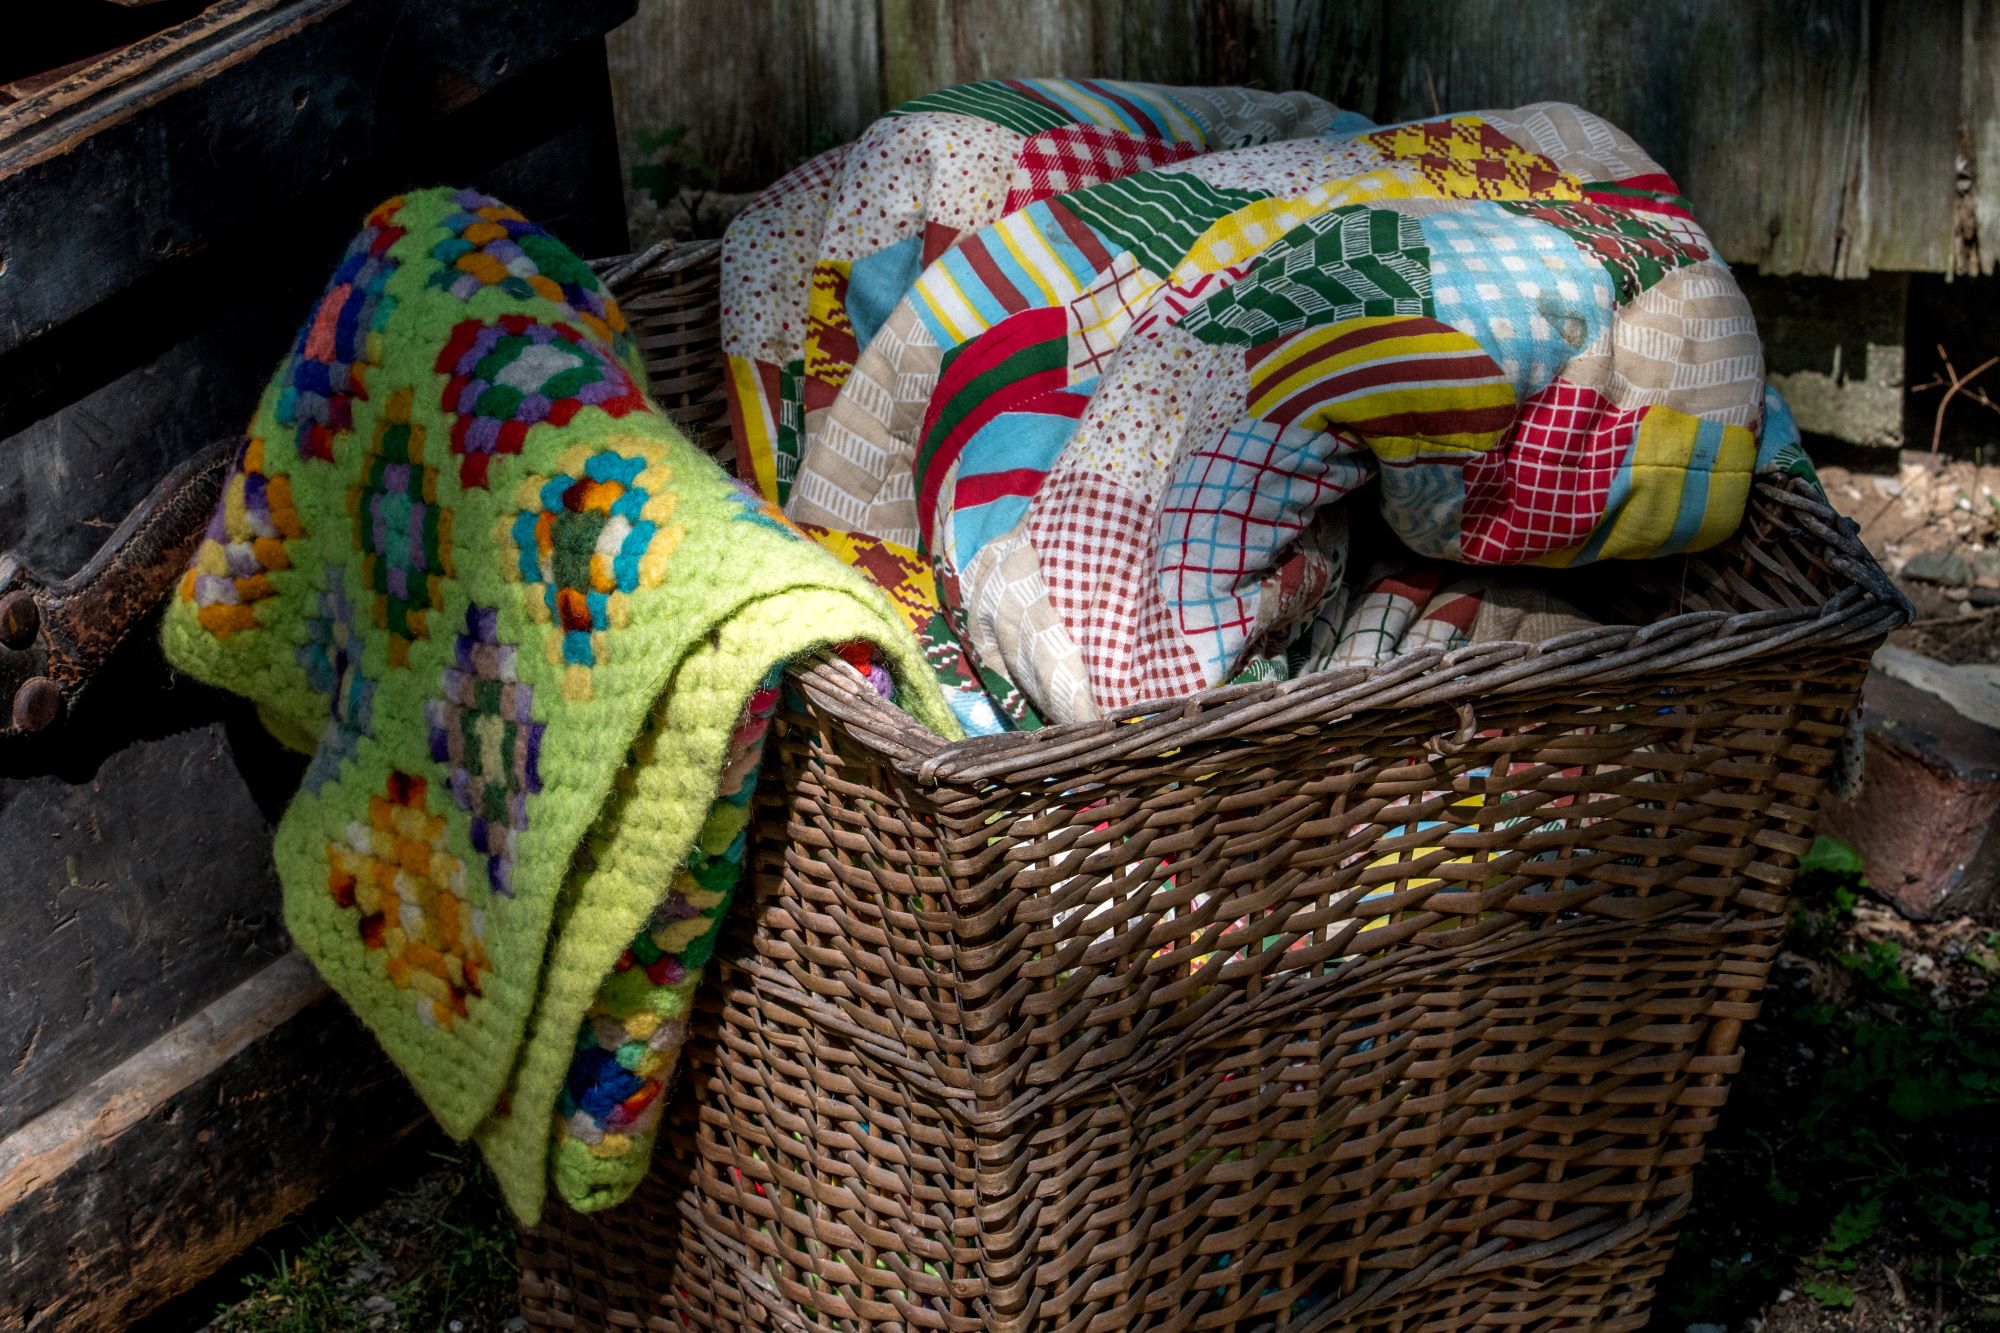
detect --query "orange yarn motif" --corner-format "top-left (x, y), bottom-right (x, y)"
top-left (182, 438), bottom-right (305, 638)
top-left (326, 771), bottom-right (491, 1030)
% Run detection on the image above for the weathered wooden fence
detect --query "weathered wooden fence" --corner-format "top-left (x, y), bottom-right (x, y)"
top-left (608, 0), bottom-right (2000, 276)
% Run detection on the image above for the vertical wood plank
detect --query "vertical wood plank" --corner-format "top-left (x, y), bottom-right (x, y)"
top-left (1673, 3), bottom-right (1763, 266)
top-left (1299, 0), bottom-right (1385, 116)
top-left (948, 0), bottom-right (1096, 83)
top-left (881, 0), bottom-right (1098, 105)
top-left (1963, 0), bottom-right (2000, 273)
top-left (605, 0), bottom-right (810, 190)
top-left (806, 0), bottom-right (885, 149)
top-left (1866, 0), bottom-right (1960, 272)
top-left (878, 0), bottom-right (952, 106)
top-left (1205, 0), bottom-right (1279, 87)
top-left (1757, 0), bottom-right (1872, 276)
top-left (1091, 0), bottom-right (1210, 85)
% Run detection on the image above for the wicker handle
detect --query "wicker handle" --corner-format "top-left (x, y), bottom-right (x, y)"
top-left (0, 439), bottom-right (235, 736)
top-left (1427, 699), bottom-right (1481, 761)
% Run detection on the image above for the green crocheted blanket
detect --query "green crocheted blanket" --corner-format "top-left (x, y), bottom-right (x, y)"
top-left (160, 186), bottom-right (955, 1225)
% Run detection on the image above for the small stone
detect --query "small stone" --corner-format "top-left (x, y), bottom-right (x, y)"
top-left (1972, 586), bottom-right (2000, 607)
top-left (1946, 586), bottom-right (1970, 601)
top-left (1778, 1288), bottom-right (1795, 1303)
top-left (360, 1295), bottom-right (395, 1316)
top-left (1818, 657), bottom-right (2000, 920)
top-left (1902, 548), bottom-right (1972, 585)
top-left (1686, 1324), bottom-right (1728, 1333)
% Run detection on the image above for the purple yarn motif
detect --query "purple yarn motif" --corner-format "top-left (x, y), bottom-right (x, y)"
top-left (297, 568), bottom-right (375, 795)
top-left (423, 603), bottom-right (545, 897)
top-left (436, 315), bottom-right (644, 489)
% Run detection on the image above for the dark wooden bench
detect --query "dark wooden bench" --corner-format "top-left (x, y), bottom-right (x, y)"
top-left (0, 4), bottom-right (636, 1326)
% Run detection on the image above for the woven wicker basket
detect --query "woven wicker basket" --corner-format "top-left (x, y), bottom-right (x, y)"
top-left (522, 240), bottom-right (1910, 1332)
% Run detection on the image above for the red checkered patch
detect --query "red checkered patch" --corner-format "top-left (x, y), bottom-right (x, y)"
top-left (1027, 468), bottom-right (1206, 709)
top-left (1459, 380), bottom-right (1640, 564)
top-left (747, 143), bottom-right (849, 211)
top-left (1004, 125), bottom-right (1200, 215)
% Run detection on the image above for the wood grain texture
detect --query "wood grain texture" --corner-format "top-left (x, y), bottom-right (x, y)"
top-left (1671, 3), bottom-right (1763, 266)
top-left (609, 0), bottom-right (810, 192)
top-left (0, 952), bottom-right (324, 1212)
top-left (0, 720), bottom-right (288, 1141)
top-left (0, 954), bottom-right (425, 1333)
top-left (1868, 0), bottom-right (1961, 272)
top-left (1963, 0), bottom-right (2000, 274)
top-left (807, 0), bottom-right (887, 150)
top-left (605, 0), bottom-right (1997, 276)
top-left (1090, 0), bottom-right (1209, 85)
top-left (1757, 0), bottom-right (1872, 277)
top-left (0, 0), bottom-right (637, 356)
top-left (1300, 0), bottom-right (1383, 114)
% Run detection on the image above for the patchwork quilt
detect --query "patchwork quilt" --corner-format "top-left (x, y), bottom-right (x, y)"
top-left (722, 79), bottom-right (1794, 733)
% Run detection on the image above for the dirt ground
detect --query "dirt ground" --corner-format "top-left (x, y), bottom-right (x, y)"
top-left (1655, 873), bottom-right (2000, 1333)
top-left (1815, 455), bottom-right (2000, 667)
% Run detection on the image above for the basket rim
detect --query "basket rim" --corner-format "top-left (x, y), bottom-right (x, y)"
top-left (788, 471), bottom-right (1910, 788)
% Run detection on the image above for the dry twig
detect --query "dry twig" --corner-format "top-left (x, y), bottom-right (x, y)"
top-left (1910, 342), bottom-right (2000, 453)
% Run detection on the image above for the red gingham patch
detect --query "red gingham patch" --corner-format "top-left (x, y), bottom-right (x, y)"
top-left (1028, 469), bottom-right (1206, 708)
top-left (1004, 125), bottom-right (1200, 214)
top-left (747, 144), bottom-right (850, 212)
top-left (1459, 380), bottom-right (1640, 563)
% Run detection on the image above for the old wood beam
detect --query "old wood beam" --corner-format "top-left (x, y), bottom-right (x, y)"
top-left (0, 951), bottom-right (426, 1332)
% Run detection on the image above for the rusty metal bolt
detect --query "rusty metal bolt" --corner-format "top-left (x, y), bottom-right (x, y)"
top-left (0, 589), bottom-right (37, 650)
top-left (11, 676), bottom-right (61, 733)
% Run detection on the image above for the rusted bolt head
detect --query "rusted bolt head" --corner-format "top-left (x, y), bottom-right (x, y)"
top-left (0, 590), bottom-right (37, 649)
top-left (11, 676), bottom-right (61, 733)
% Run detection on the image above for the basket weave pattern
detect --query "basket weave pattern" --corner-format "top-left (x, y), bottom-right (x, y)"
top-left (522, 244), bottom-right (1905, 1332)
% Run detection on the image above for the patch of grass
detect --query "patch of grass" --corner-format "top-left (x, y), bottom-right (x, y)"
top-left (1657, 838), bottom-right (2000, 1325)
top-left (205, 1145), bottom-right (517, 1333)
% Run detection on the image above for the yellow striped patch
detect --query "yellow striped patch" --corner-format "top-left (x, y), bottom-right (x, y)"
top-left (1538, 406), bottom-right (1757, 566)
top-left (724, 355), bottom-right (780, 503)
top-left (1248, 317), bottom-right (1517, 458)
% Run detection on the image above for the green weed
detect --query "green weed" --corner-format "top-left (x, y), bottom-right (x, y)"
top-left (1659, 837), bottom-right (2000, 1323)
top-left (206, 1147), bottom-right (516, 1333)
top-left (630, 125), bottom-right (716, 233)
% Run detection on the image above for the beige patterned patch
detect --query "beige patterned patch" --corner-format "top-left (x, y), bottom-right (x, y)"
top-left (787, 301), bottom-right (937, 547)
top-left (1479, 102), bottom-right (1666, 185)
top-left (820, 115), bottom-right (1024, 263)
top-left (1052, 319), bottom-right (1237, 501)
top-left (1562, 261), bottom-right (1764, 427)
